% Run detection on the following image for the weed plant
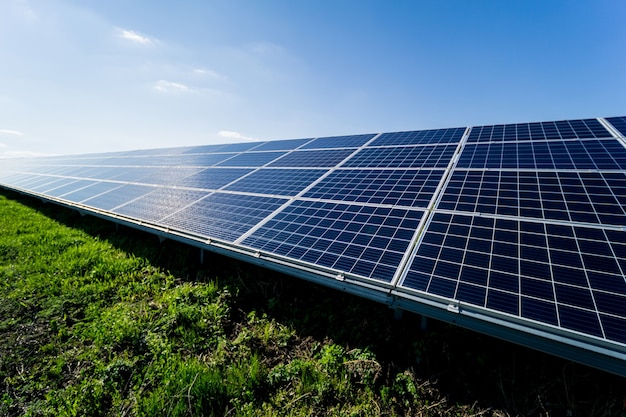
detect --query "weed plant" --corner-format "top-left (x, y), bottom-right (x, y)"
top-left (0, 190), bottom-right (625, 416)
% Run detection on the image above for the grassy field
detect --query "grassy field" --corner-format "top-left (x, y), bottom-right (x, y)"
top-left (0, 190), bottom-right (625, 416)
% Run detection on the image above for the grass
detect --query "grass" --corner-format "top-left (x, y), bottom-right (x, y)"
top-left (0, 189), bottom-right (625, 416)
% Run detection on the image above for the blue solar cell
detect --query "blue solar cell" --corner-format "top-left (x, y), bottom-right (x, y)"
top-left (225, 169), bottom-right (326, 196)
top-left (456, 282), bottom-right (487, 305)
top-left (555, 284), bottom-right (595, 310)
top-left (459, 265), bottom-right (488, 285)
top-left (601, 315), bottom-right (626, 343)
top-left (521, 297), bottom-right (558, 325)
top-left (593, 292), bottom-right (626, 317)
top-left (520, 260), bottom-right (550, 279)
top-left (521, 277), bottom-right (554, 300)
top-left (428, 276), bottom-right (457, 297)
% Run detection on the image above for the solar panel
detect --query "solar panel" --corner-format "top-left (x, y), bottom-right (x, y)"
top-left (372, 127), bottom-right (465, 146)
top-left (241, 201), bottom-right (424, 283)
top-left (342, 144), bottom-right (458, 168)
top-left (1, 116), bottom-right (626, 377)
top-left (224, 168), bottom-right (327, 196)
top-left (302, 169), bottom-right (443, 207)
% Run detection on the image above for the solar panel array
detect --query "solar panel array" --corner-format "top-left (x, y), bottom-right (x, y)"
top-left (1, 117), bottom-right (625, 376)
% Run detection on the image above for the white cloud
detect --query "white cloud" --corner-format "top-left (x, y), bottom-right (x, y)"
top-left (0, 142), bottom-right (6, 148)
top-left (192, 68), bottom-right (221, 79)
top-left (154, 80), bottom-right (190, 93)
top-left (115, 27), bottom-right (154, 45)
top-left (0, 129), bottom-right (23, 136)
top-left (218, 130), bottom-right (256, 142)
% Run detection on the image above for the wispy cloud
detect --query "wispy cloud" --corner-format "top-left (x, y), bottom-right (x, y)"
top-left (192, 68), bottom-right (221, 79)
top-left (218, 131), bottom-right (256, 142)
top-left (0, 129), bottom-right (23, 136)
top-left (0, 142), bottom-right (6, 148)
top-left (115, 27), bottom-right (155, 45)
top-left (154, 80), bottom-right (190, 93)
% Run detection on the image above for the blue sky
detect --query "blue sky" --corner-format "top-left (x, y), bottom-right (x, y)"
top-left (0, 0), bottom-right (624, 156)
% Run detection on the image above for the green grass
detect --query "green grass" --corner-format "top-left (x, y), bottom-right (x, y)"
top-left (0, 190), bottom-right (625, 416)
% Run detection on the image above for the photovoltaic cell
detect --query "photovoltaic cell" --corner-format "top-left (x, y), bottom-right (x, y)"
top-left (243, 200), bottom-right (424, 283)
top-left (303, 169), bottom-right (444, 207)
